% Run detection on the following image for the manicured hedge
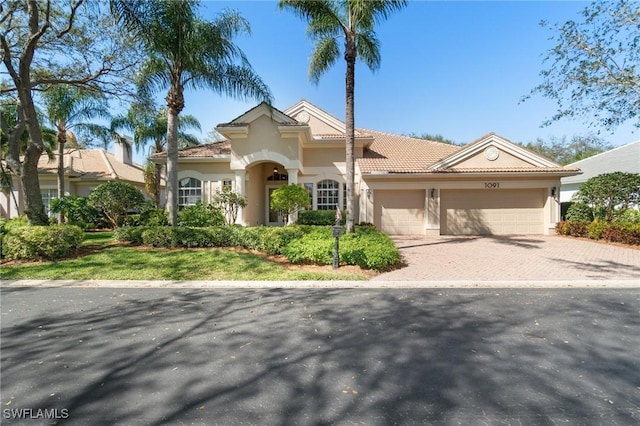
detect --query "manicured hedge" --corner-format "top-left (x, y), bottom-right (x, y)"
top-left (297, 210), bottom-right (346, 225)
top-left (2, 225), bottom-right (84, 260)
top-left (556, 220), bottom-right (640, 245)
top-left (114, 224), bottom-right (401, 271)
top-left (280, 225), bottom-right (401, 271)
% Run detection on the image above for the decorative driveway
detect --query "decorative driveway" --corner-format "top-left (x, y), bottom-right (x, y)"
top-left (373, 235), bottom-right (640, 282)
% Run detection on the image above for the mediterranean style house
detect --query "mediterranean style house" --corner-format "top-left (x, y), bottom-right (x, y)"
top-left (1, 143), bottom-right (152, 219)
top-left (151, 100), bottom-right (580, 235)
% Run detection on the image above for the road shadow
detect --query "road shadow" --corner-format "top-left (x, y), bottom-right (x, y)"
top-left (1, 288), bottom-right (638, 425)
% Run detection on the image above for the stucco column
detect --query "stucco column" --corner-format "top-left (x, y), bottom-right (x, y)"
top-left (286, 168), bottom-right (299, 224)
top-left (235, 170), bottom-right (246, 225)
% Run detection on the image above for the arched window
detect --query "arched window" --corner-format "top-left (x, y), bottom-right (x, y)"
top-left (178, 177), bottom-right (202, 209)
top-left (316, 179), bottom-right (340, 210)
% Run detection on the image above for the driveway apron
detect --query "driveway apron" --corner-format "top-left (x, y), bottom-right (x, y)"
top-left (373, 235), bottom-right (640, 282)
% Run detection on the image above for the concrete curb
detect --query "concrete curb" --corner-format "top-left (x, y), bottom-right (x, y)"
top-left (2, 279), bottom-right (639, 289)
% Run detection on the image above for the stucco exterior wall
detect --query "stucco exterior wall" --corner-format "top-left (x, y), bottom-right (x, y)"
top-left (232, 116), bottom-right (299, 162)
top-left (452, 149), bottom-right (532, 169)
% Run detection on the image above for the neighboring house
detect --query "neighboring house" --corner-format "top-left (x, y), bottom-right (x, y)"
top-left (151, 100), bottom-right (580, 235)
top-left (560, 140), bottom-right (640, 203)
top-left (1, 143), bottom-right (156, 219)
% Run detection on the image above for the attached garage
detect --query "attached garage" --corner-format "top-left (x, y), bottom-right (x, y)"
top-left (375, 190), bottom-right (425, 235)
top-left (440, 189), bottom-right (545, 235)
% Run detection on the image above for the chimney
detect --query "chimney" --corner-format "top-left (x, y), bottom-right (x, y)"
top-left (114, 141), bottom-right (132, 165)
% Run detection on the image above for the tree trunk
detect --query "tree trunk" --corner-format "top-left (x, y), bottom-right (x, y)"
top-left (3, 0), bottom-right (48, 225)
top-left (165, 84), bottom-right (184, 226)
top-left (17, 89), bottom-right (48, 225)
top-left (344, 39), bottom-right (357, 233)
top-left (57, 126), bottom-right (65, 223)
top-left (154, 163), bottom-right (162, 207)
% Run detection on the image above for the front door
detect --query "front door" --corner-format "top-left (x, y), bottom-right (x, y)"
top-left (266, 186), bottom-right (284, 226)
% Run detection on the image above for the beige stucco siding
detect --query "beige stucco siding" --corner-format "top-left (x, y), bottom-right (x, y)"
top-left (374, 190), bottom-right (425, 235)
top-left (307, 115), bottom-right (342, 135)
top-left (452, 149), bottom-right (533, 169)
top-left (302, 148), bottom-right (347, 167)
top-left (233, 115), bottom-right (299, 161)
top-left (440, 189), bottom-right (545, 235)
top-left (179, 162), bottom-right (231, 175)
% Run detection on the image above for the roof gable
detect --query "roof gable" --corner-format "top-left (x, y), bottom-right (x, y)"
top-left (284, 99), bottom-right (364, 137)
top-left (429, 133), bottom-right (560, 170)
top-left (219, 102), bottom-right (298, 126)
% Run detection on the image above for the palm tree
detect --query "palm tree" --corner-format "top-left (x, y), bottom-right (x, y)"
top-left (112, 0), bottom-right (272, 225)
top-left (279, 0), bottom-right (407, 233)
top-left (111, 101), bottom-right (202, 206)
top-left (41, 85), bottom-right (111, 223)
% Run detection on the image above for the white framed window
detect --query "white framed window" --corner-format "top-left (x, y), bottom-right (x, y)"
top-left (316, 179), bottom-right (340, 210)
top-left (42, 188), bottom-right (58, 217)
top-left (222, 180), bottom-right (233, 191)
top-left (178, 177), bottom-right (202, 209)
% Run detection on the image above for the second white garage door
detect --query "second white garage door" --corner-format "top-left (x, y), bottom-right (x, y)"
top-left (440, 189), bottom-right (544, 235)
top-left (375, 190), bottom-right (425, 235)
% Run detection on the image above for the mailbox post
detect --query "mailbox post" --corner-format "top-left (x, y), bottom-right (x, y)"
top-left (332, 207), bottom-right (342, 269)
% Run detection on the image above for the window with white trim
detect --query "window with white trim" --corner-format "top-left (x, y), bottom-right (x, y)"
top-left (316, 179), bottom-right (340, 210)
top-left (178, 177), bottom-right (202, 209)
top-left (42, 188), bottom-right (58, 217)
top-left (222, 180), bottom-right (233, 191)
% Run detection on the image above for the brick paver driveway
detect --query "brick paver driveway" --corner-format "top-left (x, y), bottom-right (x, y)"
top-left (373, 235), bottom-right (640, 282)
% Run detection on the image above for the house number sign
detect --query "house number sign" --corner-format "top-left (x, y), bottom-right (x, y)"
top-left (484, 182), bottom-right (500, 188)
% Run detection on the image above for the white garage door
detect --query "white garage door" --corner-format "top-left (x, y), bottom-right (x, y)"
top-left (441, 189), bottom-right (544, 235)
top-left (375, 190), bottom-right (425, 235)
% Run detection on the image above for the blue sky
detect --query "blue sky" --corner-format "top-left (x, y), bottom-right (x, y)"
top-left (139, 0), bottom-right (639, 161)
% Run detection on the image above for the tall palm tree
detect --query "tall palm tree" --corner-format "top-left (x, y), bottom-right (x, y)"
top-left (279, 0), bottom-right (406, 233)
top-left (112, 0), bottom-right (272, 225)
top-left (41, 85), bottom-right (111, 223)
top-left (111, 101), bottom-right (202, 206)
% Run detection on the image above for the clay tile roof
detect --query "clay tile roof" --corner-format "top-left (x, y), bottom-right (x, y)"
top-left (357, 129), bottom-right (461, 173)
top-left (37, 149), bottom-right (146, 183)
top-left (429, 167), bottom-right (581, 174)
top-left (150, 141), bottom-right (231, 158)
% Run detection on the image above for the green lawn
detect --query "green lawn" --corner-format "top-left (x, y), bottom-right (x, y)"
top-left (0, 231), bottom-right (368, 281)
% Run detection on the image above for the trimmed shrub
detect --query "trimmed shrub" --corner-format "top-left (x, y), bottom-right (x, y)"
top-left (124, 202), bottom-right (169, 227)
top-left (178, 203), bottom-right (225, 227)
top-left (50, 195), bottom-right (107, 229)
top-left (557, 220), bottom-right (640, 245)
top-left (89, 181), bottom-right (145, 228)
top-left (281, 227), bottom-right (334, 264)
top-left (600, 223), bottom-right (640, 245)
top-left (113, 226), bottom-right (149, 245)
top-left (2, 225), bottom-right (84, 260)
top-left (565, 202), bottom-right (594, 222)
top-left (280, 225), bottom-right (401, 271)
top-left (587, 220), bottom-right (607, 240)
top-left (614, 208), bottom-right (640, 224)
top-left (297, 210), bottom-right (346, 225)
top-left (340, 226), bottom-right (402, 271)
top-left (255, 226), bottom-right (307, 255)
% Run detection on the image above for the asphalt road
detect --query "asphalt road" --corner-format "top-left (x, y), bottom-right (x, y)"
top-left (1, 287), bottom-right (639, 425)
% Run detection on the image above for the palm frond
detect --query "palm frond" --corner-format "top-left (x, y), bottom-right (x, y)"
top-left (355, 30), bottom-right (381, 71)
top-left (309, 38), bottom-right (340, 84)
